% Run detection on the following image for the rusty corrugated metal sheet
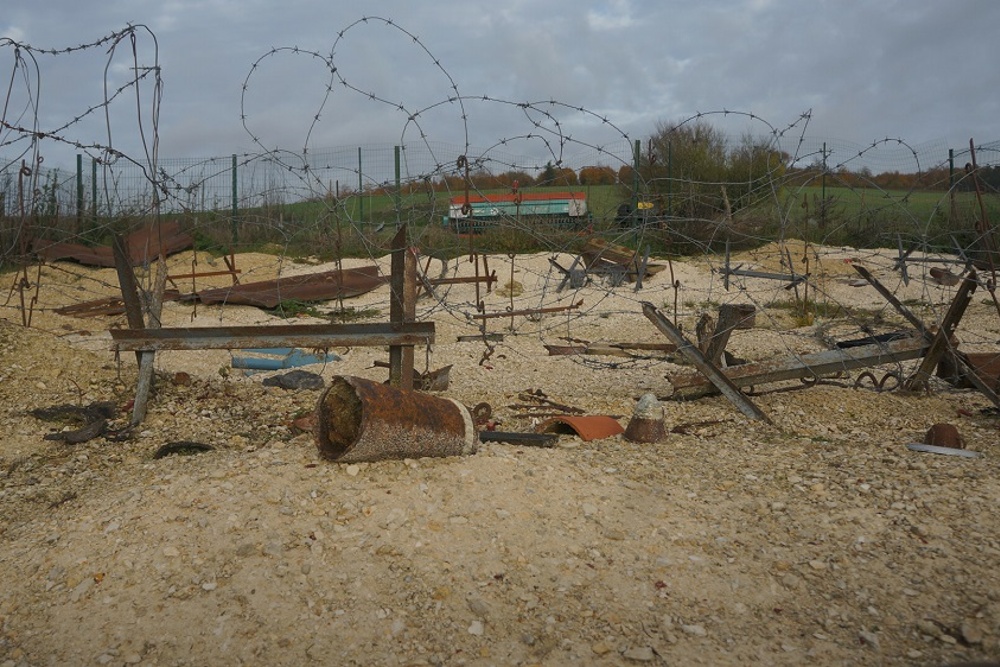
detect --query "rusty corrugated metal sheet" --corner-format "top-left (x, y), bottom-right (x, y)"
top-left (33, 220), bottom-right (194, 267)
top-left (195, 265), bottom-right (387, 308)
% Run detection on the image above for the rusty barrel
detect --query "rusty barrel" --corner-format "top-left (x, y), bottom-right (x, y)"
top-left (315, 375), bottom-right (476, 462)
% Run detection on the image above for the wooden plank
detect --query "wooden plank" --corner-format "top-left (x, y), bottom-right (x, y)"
top-left (110, 322), bottom-right (435, 351)
top-left (642, 302), bottom-right (772, 423)
top-left (670, 334), bottom-right (929, 399)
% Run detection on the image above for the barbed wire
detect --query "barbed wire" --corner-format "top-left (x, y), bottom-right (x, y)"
top-left (1, 18), bottom-right (998, 389)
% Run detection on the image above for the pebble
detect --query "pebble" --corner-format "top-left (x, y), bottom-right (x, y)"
top-left (467, 596), bottom-right (490, 619)
top-left (681, 624), bottom-right (706, 637)
top-left (622, 646), bottom-right (655, 662)
top-left (345, 465), bottom-right (360, 477)
top-left (858, 630), bottom-right (880, 650)
top-left (961, 620), bottom-right (984, 645)
top-left (467, 620), bottom-right (484, 636)
top-left (591, 641), bottom-right (613, 655)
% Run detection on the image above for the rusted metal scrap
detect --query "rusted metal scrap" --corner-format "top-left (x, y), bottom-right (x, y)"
top-left (578, 238), bottom-right (667, 283)
top-left (110, 322), bottom-right (434, 352)
top-left (510, 389), bottom-right (585, 415)
top-left (544, 338), bottom-right (676, 358)
top-left (477, 431), bottom-right (559, 447)
top-left (194, 265), bottom-right (387, 308)
top-left (33, 220), bottom-right (193, 267)
top-left (535, 415), bottom-right (625, 441)
top-left (315, 375), bottom-right (476, 463)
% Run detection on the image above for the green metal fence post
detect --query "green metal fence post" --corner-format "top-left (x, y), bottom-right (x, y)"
top-left (632, 139), bottom-right (640, 227)
top-left (76, 154), bottom-right (84, 230)
top-left (667, 140), bottom-right (673, 217)
top-left (948, 148), bottom-right (956, 222)
top-left (358, 147), bottom-right (364, 223)
top-left (91, 158), bottom-right (97, 220)
top-left (231, 154), bottom-right (239, 245)
top-left (394, 145), bottom-right (401, 227)
top-left (821, 142), bottom-right (827, 229)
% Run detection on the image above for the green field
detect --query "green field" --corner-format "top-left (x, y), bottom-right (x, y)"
top-left (43, 181), bottom-right (995, 266)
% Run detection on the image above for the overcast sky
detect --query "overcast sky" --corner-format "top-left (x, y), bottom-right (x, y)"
top-left (2, 0), bottom-right (999, 171)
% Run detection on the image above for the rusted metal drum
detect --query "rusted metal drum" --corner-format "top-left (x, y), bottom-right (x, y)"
top-left (315, 375), bottom-right (476, 462)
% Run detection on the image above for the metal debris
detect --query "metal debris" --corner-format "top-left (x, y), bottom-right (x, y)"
top-left (33, 220), bottom-right (193, 267)
top-left (194, 265), bottom-right (387, 308)
top-left (536, 415), bottom-right (624, 441)
top-left (623, 394), bottom-right (666, 444)
top-left (315, 375), bottom-right (477, 462)
top-left (262, 370), bottom-right (326, 390)
top-left (906, 443), bottom-right (981, 459)
top-left (923, 423), bottom-right (964, 449)
top-left (477, 431), bottom-right (559, 447)
top-left (153, 441), bottom-right (215, 459)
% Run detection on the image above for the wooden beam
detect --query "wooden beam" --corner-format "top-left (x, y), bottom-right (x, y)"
top-left (389, 224), bottom-right (417, 389)
top-left (642, 302), bottom-right (772, 423)
top-left (670, 334), bottom-right (928, 400)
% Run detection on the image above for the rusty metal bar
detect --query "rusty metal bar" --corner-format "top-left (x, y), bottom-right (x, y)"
top-left (471, 300), bottom-right (583, 320)
top-left (641, 302), bottom-right (772, 423)
top-left (110, 322), bottom-right (435, 352)
top-left (722, 265), bottom-right (807, 287)
top-left (429, 275), bottom-right (497, 287)
top-left (167, 269), bottom-right (242, 280)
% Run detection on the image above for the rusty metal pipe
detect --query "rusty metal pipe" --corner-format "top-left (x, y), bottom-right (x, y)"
top-left (315, 375), bottom-right (476, 462)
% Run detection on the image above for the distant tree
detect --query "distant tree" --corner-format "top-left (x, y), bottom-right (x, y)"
top-left (497, 170), bottom-right (536, 188)
top-left (538, 161), bottom-right (558, 186)
top-left (552, 166), bottom-right (578, 186)
top-left (634, 119), bottom-right (786, 220)
top-left (578, 165), bottom-right (617, 185)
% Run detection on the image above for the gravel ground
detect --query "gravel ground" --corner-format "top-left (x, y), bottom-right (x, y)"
top-left (0, 245), bottom-right (999, 666)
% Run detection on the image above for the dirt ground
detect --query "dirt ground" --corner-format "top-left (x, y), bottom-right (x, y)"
top-left (0, 244), bottom-right (999, 666)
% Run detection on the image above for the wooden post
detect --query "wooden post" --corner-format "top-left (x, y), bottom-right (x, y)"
top-left (112, 233), bottom-right (155, 425)
top-left (389, 224), bottom-right (416, 389)
top-left (704, 304), bottom-right (753, 366)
